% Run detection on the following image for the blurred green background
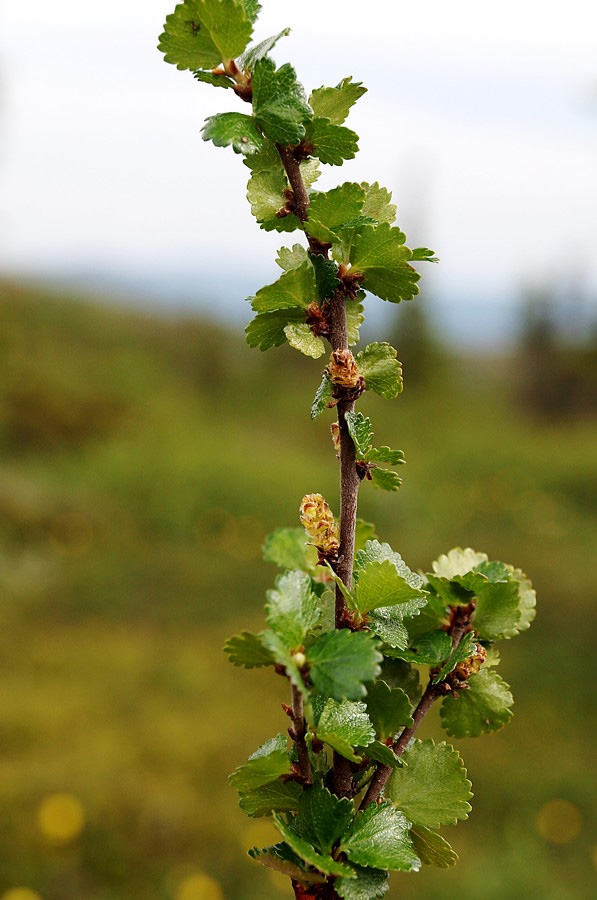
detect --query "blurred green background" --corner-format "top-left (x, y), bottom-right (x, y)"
top-left (0, 278), bottom-right (595, 899)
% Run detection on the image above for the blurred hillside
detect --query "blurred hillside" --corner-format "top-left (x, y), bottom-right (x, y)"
top-left (0, 279), bottom-right (595, 899)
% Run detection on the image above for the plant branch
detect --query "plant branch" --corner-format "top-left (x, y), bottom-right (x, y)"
top-left (290, 683), bottom-right (312, 786)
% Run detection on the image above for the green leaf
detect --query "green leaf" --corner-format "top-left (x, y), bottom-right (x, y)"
top-left (238, 28), bottom-right (291, 71)
top-left (229, 734), bottom-right (291, 791)
top-left (251, 262), bottom-right (316, 313)
top-left (355, 541), bottom-right (427, 617)
top-left (266, 570), bottom-right (320, 649)
top-left (193, 69), bottom-right (234, 88)
top-left (356, 343), bottom-right (403, 398)
top-left (311, 372), bottom-right (334, 419)
top-left (202, 112), bottom-right (263, 154)
top-left (248, 842), bottom-right (325, 884)
top-left (335, 865), bottom-right (389, 900)
top-left (242, 0), bottom-right (261, 22)
top-left (305, 183), bottom-right (366, 244)
top-left (432, 631), bottom-right (478, 683)
top-left (276, 243), bottom-right (309, 271)
top-left (309, 77), bottom-right (367, 125)
top-left (158, 0), bottom-right (253, 71)
top-left (285, 323), bottom-right (326, 358)
top-left (294, 782), bottom-right (355, 854)
top-left (473, 578), bottom-right (522, 641)
top-left (339, 803), bottom-right (420, 872)
top-left (239, 779), bottom-right (303, 816)
top-left (262, 527), bottom-right (317, 573)
top-left (316, 699), bottom-right (375, 761)
top-left (345, 411), bottom-right (373, 458)
top-left (361, 183), bottom-right (396, 225)
top-left (307, 118), bottom-right (359, 166)
top-left (224, 631), bottom-right (275, 668)
top-left (431, 547), bottom-right (489, 579)
top-left (346, 297), bottom-right (365, 346)
top-left (245, 308), bottom-right (304, 350)
top-left (252, 58), bottom-right (311, 145)
top-left (411, 247), bottom-right (439, 263)
top-left (353, 560), bottom-right (427, 618)
top-left (367, 610), bottom-right (409, 650)
top-left (503, 565), bottom-right (537, 637)
top-left (361, 740), bottom-right (402, 768)
top-left (262, 630), bottom-right (307, 694)
top-left (308, 630), bottom-right (382, 701)
top-left (273, 814), bottom-right (356, 878)
top-left (410, 825), bottom-right (458, 868)
top-left (350, 223), bottom-right (420, 303)
top-left (440, 668), bottom-right (514, 738)
top-left (368, 446), bottom-right (405, 465)
top-left (394, 630), bottom-right (453, 666)
top-left (365, 681), bottom-right (413, 740)
top-left (388, 739), bottom-right (472, 828)
top-left (380, 658), bottom-right (422, 704)
top-left (246, 169), bottom-right (299, 232)
top-left (370, 468), bottom-right (403, 492)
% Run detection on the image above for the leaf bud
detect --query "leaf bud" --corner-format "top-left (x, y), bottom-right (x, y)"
top-left (330, 422), bottom-right (341, 457)
top-left (454, 643), bottom-right (487, 681)
top-left (300, 493), bottom-right (340, 555)
top-left (328, 349), bottom-right (360, 388)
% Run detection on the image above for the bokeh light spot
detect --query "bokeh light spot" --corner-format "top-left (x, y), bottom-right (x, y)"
top-left (174, 873), bottom-right (223, 900)
top-left (536, 799), bottom-right (582, 844)
top-left (48, 511), bottom-right (93, 556)
top-left (1, 890), bottom-right (43, 900)
top-left (37, 792), bottom-right (86, 845)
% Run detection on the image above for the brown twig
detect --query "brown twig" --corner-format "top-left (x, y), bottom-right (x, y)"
top-left (290, 683), bottom-right (312, 786)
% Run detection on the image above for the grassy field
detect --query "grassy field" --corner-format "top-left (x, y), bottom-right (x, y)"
top-left (0, 279), bottom-right (595, 898)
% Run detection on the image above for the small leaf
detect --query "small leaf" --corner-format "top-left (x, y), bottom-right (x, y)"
top-left (339, 803), bottom-right (420, 872)
top-left (473, 579), bottom-right (522, 641)
top-left (440, 668), bottom-right (514, 738)
top-left (262, 527), bottom-right (316, 573)
top-left (251, 261), bottom-right (316, 312)
top-left (159, 0), bottom-right (253, 71)
top-left (335, 864), bottom-right (389, 900)
top-left (350, 223), bottom-right (421, 303)
top-left (316, 699), bottom-right (375, 761)
top-left (307, 119), bottom-right (359, 166)
top-left (311, 371), bottom-right (334, 419)
top-left (387, 739), bottom-right (472, 828)
top-left (380, 658), bottom-right (422, 704)
top-left (353, 560), bottom-right (426, 618)
top-left (229, 734), bottom-right (291, 791)
top-left (308, 629), bottom-right (382, 701)
top-left (309, 77), bottom-right (367, 125)
top-left (246, 148), bottom-right (300, 233)
top-left (432, 547), bottom-right (489, 579)
top-left (361, 183), bottom-right (397, 225)
top-left (410, 825), bottom-right (458, 868)
top-left (245, 308), bottom-right (304, 350)
top-left (285, 323), bottom-right (326, 358)
top-left (367, 610), bottom-right (409, 650)
top-left (394, 630), bottom-right (453, 666)
top-left (294, 782), bottom-right (355, 854)
top-left (224, 631), bottom-right (275, 668)
top-left (239, 780), bottom-right (303, 817)
top-left (346, 297), bottom-right (365, 346)
top-left (252, 58), bottom-right (311, 145)
top-left (411, 247), bottom-right (439, 263)
top-left (238, 28), bottom-right (291, 71)
top-left (248, 842), bottom-right (324, 884)
top-left (370, 468), bottom-right (403, 492)
top-left (365, 681), bottom-right (413, 740)
top-left (266, 570), bottom-right (320, 649)
top-left (432, 631), bottom-right (478, 683)
top-left (276, 243), bottom-right (309, 271)
top-left (356, 342), bottom-right (403, 398)
top-left (193, 69), bottom-right (234, 89)
top-left (243, 0), bottom-right (261, 23)
top-left (273, 814), bottom-right (356, 878)
top-left (306, 183), bottom-right (366, 244)
top-left (503, 565), bottom-right (537, 637)
top-left (368, 447), bottom-right (405, 465)
top-left (345, 411), bottom-right (374, 458)
top-left (362, 740), bottom-right (402, 768)
top-left (202, 112), bottom-right (263, 154)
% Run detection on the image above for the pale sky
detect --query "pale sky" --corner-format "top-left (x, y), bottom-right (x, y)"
top-left (1, 1), bottom-right (596, 338)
